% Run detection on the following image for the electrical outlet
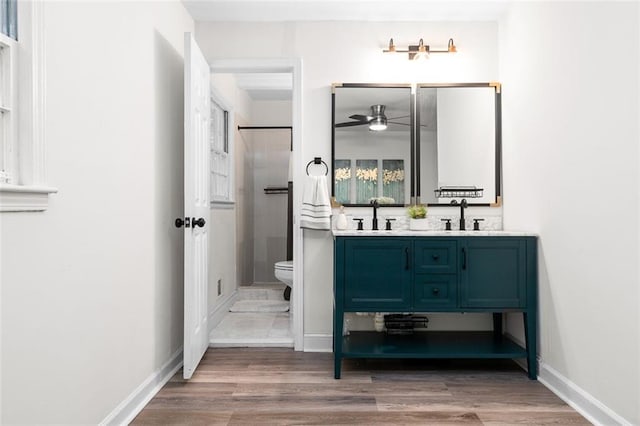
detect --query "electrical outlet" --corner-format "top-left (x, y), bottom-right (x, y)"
top-left (217, 279), bottom-right (222, 296)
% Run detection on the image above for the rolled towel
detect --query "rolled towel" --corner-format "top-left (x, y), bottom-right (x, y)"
top-left (300, 175), bottom-right (331, 230)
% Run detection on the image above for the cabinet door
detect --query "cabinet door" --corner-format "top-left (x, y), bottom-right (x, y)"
top-left (460, 238), bottom-right (527, 308)
top-left (344, 238), bottom-right (412, 310)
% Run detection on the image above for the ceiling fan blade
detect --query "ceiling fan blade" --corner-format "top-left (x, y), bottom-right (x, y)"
top-left (348, 114), bottom-right (371, 121)
top-left (385, 121), bottom-right (431, 128)
top-left (336, 121), bottom-right (368, 128)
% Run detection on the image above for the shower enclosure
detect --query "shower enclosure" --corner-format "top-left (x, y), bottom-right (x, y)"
top-left (237, 126), bottom-right (292, 286)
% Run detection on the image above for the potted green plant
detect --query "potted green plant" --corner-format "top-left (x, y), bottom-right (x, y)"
top-left (407, 204), bottom-right (428, 230)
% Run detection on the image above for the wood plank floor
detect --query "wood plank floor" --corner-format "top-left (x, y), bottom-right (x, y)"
top-left (132, 348), bottom-right (588, 425)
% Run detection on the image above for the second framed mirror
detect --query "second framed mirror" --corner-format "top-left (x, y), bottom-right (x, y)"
top-left (416, 83), bottom-right (501, 206)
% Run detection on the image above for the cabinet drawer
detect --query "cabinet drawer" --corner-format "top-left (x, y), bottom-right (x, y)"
top-left (414, 240), bottom-right (457, 274)
top-left (414, 274), bottom-right (457, 309)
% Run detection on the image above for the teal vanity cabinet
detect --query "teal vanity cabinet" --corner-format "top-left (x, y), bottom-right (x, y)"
top-left (333, 235), bottom-right (538, 380)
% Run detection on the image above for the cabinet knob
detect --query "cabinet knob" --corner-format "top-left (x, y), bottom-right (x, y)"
top-left (432, 254), bottom-right (440, 261)
top-left (432, 288), bottom-right (440, 294)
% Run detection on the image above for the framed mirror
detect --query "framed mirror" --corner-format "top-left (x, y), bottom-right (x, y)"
top-left (332, 84), bottom-right (413, 206)
top-left (417, 83), bottom-right (501, 206)
top-left (331, 82), bottom-right (501, 207)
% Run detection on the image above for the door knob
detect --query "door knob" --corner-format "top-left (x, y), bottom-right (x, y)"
top-left (175, 217), bottom-right (191, 228)
top-left (192, 217), bottom-right (206, 228)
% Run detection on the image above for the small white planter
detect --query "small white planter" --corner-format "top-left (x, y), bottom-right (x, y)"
top-left (409, 218), bottom-right (429, 231)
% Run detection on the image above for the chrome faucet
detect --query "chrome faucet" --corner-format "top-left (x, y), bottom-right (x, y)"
top-left (370, 199), bottom-right (379, 230)
top-left (451, 199), bottom-right (468, 230)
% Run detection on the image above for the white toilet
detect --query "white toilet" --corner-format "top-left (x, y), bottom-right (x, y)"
top-left (274, 260), bottom-right (293, 288)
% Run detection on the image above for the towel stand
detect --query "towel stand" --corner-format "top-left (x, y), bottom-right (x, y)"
top-left (306, 157), bottom-right (329, 176)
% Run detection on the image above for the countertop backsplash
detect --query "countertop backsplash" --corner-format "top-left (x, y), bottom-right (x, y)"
top-left (331, 207), bottom-right (503, 232)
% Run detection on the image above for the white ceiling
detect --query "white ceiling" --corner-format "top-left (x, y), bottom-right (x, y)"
top-left (183, 0), bottom-right (511, 22)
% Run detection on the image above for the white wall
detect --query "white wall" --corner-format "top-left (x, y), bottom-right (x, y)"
top-left (0, 1), bottom-right (193, 423)
top-left (210, 74), bottom-right (255, 289)
top-left (207, 74), bottom-right (252, 314)
top-left (500, 2), bottom-right (639, 424)
top-left (208, 205), bottom-right (236, 307)
top-left (195, 21), bottom-right (499, 335)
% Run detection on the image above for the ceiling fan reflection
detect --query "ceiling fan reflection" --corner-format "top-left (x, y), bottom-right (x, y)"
top-left (335, 104), bottom-right (412, 131)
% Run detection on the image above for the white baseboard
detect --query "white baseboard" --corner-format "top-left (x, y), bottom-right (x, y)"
top-left (303, 333), bottom-right (332, 352)
top-left (504, 333), bottom-right (630, 425)
top-left (208, 289), bottom-right (238, 334)
top-left (538, 361), bottom-right (632, 426)
top-left (100, 348), bottom-right (182, 426)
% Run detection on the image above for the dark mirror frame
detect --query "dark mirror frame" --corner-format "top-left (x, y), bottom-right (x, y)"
top-left (331, 82), bottom-right (502, 208)
top-left (331, 83), bottom-right (415, 207)
top-left (416, 82), bottom-right (502, 207)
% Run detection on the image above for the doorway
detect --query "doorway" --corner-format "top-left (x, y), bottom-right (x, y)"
top-left (207, 59), bottom-right (303, 350)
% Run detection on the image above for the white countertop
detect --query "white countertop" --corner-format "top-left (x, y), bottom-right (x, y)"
top-left (332, 229), bottom-right (537, 237)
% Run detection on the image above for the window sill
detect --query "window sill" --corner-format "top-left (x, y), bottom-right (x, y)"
top-left (0, 184), bottom-right (58, 212)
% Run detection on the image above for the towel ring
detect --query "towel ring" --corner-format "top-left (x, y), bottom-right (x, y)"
top-left (306, 157), bottom-right (329, 176)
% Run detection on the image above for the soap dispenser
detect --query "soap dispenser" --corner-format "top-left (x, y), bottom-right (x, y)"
top-left (335, 206), bottom-right (348, 230)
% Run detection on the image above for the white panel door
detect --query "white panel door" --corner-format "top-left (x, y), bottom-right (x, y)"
top-left (183, 32), bottom-right (210, 379)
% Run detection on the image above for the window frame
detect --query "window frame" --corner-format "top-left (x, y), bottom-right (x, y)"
top-left (0, 0), bottom-right (57, 212)
top-left (0, 32), bottom-right (18, 186)
top-left (209, 91), bottom-right (234, 208)
top-left (1, 0), bottom-right (18, 40)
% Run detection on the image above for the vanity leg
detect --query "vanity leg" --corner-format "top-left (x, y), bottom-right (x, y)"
top-left (523, 311), bottom-right (538, 380)
top-left (492, 313), bottom-right (503, 337)
top-left (334, 355), bottom-right (342, 379)
top-left (334, 312), bottom-right (343, 379)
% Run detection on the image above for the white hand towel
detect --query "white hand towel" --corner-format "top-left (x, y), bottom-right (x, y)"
top-left (300, 175), bottom-right (331, 230)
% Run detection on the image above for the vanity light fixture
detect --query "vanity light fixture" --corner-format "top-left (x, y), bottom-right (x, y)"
top-left (384, 38), bottom-right (457, 60)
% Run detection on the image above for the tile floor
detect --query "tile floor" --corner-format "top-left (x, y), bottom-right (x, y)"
top-left (209, 284), bottom-right (294, 348)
